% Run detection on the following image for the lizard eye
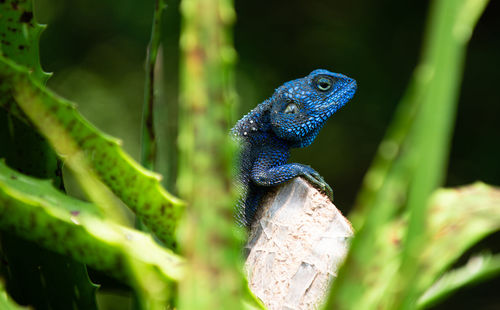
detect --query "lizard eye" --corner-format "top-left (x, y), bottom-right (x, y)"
top-left (284, 103), bottom-right (299, 114)
top-left (314, 76), bottom-right (336, 92)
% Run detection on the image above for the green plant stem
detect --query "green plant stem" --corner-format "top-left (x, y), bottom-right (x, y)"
top-left (141, 0), bottom-right (166, 171)
top-left (396, 1), bottom-right (489, 308)
top-left (176, 0), bottom-right (244, 309)
top-left (136, 1), bottom-right (168, 307)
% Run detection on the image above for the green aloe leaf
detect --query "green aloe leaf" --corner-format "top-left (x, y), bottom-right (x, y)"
top-left (415, 183), bottom-right (500, 295)
top-left (0, 1), bottom-right (100, 309)
top-left (0, 282), bottom-right (27, 310)
top-left (0, 0), bottom-right (50, 122)
top-left (0, 0), bottom-right (49, 82)
top-left (0, 55), bottom-right (185, 248)
top-left (418, 253), bottom-right (500, 309)
top-left (326, 183), bottom-right (500, 310)
top-left (0, 160), bottom-right (184, 309)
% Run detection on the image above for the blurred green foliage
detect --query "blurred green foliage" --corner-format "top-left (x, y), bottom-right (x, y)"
top-left (0, 0), bottom-right (498, 309)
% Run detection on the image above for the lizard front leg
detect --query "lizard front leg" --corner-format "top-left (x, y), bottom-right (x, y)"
top-left (251, 160), bottom-right (334, 201)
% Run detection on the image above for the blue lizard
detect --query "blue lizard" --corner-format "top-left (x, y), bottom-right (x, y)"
top-left (232, 69), bottom-right (357, 226)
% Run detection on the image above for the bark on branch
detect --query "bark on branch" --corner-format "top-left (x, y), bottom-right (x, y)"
top-left (245, 178), bottom-right (353, 310)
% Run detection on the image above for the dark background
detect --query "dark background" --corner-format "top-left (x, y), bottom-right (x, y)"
top-left (35, 0), bottom-right (500, 309)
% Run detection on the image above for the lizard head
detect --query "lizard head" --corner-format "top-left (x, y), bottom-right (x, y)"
top-left (270, 69), bottom-right (357, 147)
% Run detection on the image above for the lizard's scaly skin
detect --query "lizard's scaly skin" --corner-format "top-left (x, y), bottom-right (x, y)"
top-left (232, 69), bottom-right (357, 226)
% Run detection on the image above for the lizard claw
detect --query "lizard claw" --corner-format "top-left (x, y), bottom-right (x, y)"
top-left (303, 172), bottom-right (334, 202)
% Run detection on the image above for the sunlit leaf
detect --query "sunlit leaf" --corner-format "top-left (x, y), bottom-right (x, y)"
top-left (418, 253), bottom-right (500, 309)
top-left (0, 160), bottom-right (184, 307)
top-left (0, 55), bottom-right (184, 248)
